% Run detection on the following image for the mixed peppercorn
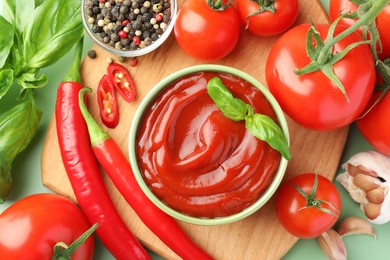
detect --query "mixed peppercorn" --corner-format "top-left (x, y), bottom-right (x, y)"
top-left (85, 0), bottom-right (172, 51)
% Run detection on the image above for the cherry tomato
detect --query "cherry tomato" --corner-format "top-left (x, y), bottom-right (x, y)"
top-left (0, 193), bottom-right (94, 260)
top-left (174, 0), bottom-right (241, 61)
top-left (107, 63), bottom-right (136, 102)
top-left (356, 90), bottom-right (390, 155)
top-left (98, 74), bottom-right (119, 128)
top-left (329, 0), bottom-right (390, 60)
top-left (265, 23), bottom-right (376, 131)
top-left (236, 0), bottom-right (299, 37)
top-left (275, 173), bottom-right (341, 239)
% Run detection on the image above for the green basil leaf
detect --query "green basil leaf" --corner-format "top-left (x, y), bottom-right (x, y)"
top-left (0, 151), bottom-right (12, 203)
top-left (0, 15), bottom-right (14, 69)
top-left (3, 0), bottom-right (34, 37)
top-left (0, 69), bottom-right (14, 100)
top-left (207, 77), bottom-right (248, 121)
top-left (23, 0), bottom-right (84, 68)
top-left (245, 114), bottom-right (291, 160)
top-left (17, 72), bottom-right (48, 90)
top-left (35, 0), bottom-right (46, 8)
top-left (0, 95), bottom-right (42, 162)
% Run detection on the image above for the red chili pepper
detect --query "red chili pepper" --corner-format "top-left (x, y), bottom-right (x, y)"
top-left (78, 87), bottom-right (214, 260)
top-left (107, 63), bottom-right (136, 102)
top-left (97, 74), bottom-right (119, 128)
top-left (55, 39), bottom-right (150, 260)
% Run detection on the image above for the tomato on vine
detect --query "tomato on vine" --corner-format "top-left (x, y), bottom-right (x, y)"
top-left (275, 173), bottom-right (341, 239)
top-left (265, 23), bottom-right (375, 131)
top-left (329, 0), bottom-right (390, 60)
top-left (236, 0), bottom-right (299, 37)
top-left (174, 0), bottom-right (241, 61)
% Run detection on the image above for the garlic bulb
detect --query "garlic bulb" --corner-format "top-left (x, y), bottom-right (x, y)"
top-left (336, 150), bottom-right (390, 224)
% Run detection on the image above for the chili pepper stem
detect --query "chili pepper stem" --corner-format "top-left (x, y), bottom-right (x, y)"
top-left (317, 0), bottom-right (390, 65)
top-left (51, 223), bottom-right (98, 260)
top-left (79, 87), bottom-right (110, 147)
top-left (63, 38), bottom-right (84, 83)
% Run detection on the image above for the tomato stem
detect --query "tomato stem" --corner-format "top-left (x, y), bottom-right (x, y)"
top-left (317, 0), bottom-right (390, 65)
top-left (244, 0), bottom-right (276, 30)
top-left (51, 223), bottom-right (98, 260)
top-left (293, 174), bottom-right (340, 217)
top-left (206, 0), bottom-right (232, 10)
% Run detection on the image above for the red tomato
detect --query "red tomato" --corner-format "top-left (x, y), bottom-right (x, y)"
top-left (265, 23), bottom-right (375, 131)
top-left (0, 193), bottom-right (94, 260)
top-left (174, 0), bottom-right (241, 61)
top-left (329, 0), bottom-right (390, 60)
top-left (275, 173), bottom-right (341, 239)
top-left (356, 90), bottom-right (390, 155)
top-left (236, 0), bottom-right (299, 36)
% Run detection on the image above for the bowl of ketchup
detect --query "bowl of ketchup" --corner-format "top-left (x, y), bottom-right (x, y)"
top-left (129, 65), bottom-right (290, 225)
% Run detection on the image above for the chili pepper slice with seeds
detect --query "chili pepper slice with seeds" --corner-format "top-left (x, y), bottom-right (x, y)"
top-left (97, 74), bottom-right (119, 128)
top-left (107, 63), bottom-right (136, 102)
top-left (78, 87), bottom-right (214, 260)
top-left (55, 38), bottom-right (150, 260)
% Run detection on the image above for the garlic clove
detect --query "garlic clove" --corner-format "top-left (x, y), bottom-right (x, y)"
top-left (366, 188), bottom-right (386, 204)
top-left (336, 150), bottom-right (390, 224)
top-left (364, 202), bottom-right (382, 221)
top-left (352, 173), bottom-right (382, 191)
top-left (317, 229), bottom-right (347, 260)
top-left (336, 216), bottom-right (376, 238)
top-left (346, 164), bottom-right (378, 177)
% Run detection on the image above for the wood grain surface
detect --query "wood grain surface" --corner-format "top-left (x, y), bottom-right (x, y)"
top-left (41, 1), bottom-right (348, 259)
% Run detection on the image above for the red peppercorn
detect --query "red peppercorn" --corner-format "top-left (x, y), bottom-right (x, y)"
top-left (122, 19), bottom-right (130, 26)
top-left (118, 30), bottom-right (128, 39)
top-left (155, 13), bottom-right (163, 22)
top-left (133, 36), bottom-right (141, 45)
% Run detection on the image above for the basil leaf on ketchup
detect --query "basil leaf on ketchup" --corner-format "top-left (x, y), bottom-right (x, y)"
top-left (207, 77), bottom-right (291, 160)
top-left (206, 77), bottom-right (249, 121)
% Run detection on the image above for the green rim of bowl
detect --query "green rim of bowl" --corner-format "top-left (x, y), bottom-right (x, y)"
top-left (129, 64), bottom-right (290, 226)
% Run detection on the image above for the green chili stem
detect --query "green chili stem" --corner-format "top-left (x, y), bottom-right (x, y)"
top-left (317, 0), bottom-right (390, 65)
top-left (63, 37), bottom-right (84, 83)
top-left (78, 87), bottom-right (110, 147)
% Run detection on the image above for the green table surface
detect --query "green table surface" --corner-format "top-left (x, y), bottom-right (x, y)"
top-left (1, 0), bottom-right (390, 259)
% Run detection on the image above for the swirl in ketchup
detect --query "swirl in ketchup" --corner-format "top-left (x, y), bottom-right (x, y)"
top-left (136, 72), bottom-right (281, 218)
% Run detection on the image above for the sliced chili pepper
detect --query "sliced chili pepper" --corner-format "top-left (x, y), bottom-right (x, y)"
top-left (78, 87), bottom-right (214, 260)
top-left (107, 63), bottom-right (136, 102)
top-left (97, 74), bottom-right (119, 128)
top-left (55, 38), bottom-right (150, 260)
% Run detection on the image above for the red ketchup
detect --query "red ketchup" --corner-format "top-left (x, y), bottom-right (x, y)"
top-left (136, 72), bottom-right (281, 218)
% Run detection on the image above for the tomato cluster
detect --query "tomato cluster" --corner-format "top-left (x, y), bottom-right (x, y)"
top-left (174, 0), bottom-right (299, 61)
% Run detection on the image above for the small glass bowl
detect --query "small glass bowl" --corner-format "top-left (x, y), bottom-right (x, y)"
top-left (81, 0), bottom-right (177, 57)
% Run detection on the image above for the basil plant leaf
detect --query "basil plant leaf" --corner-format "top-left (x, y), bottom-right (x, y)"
top-left (23, 0), bottom-right (84, 68)
top-left (0, 15), bottom-right (14, 69)
top-left (17, 72), bottom-right (48, 90)
top-left (0, 151), bottom-right (12, 203)
top-left (0, 96), bottom-right (42, 163)
top-left (0, 69), bottom-right (14, 100)
top-left (245, 114), bottom-right (291, 160)
top-left (3, 0), bottom-right (34, 43)
top-left (207, 77), bottom-right (248, 121)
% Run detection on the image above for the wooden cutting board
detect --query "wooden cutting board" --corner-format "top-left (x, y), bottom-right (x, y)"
top-left (41, 1), bottom-right (348, 259)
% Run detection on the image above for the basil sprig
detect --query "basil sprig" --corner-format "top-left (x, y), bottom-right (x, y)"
top-left (0, 0), bottom-right (84, 202)
top-left (207, 77), bottom-right (291, 160)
